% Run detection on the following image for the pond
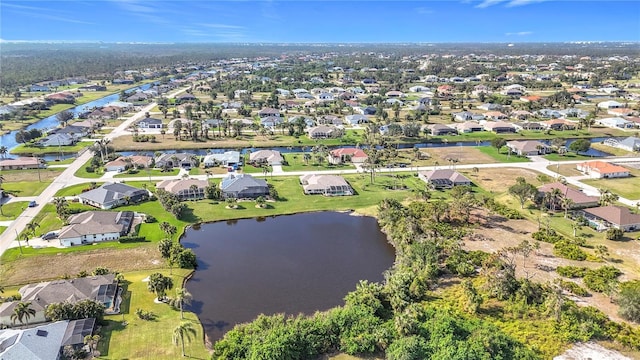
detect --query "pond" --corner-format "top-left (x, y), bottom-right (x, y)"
top-left (183, 211), bottom-right (395, 342)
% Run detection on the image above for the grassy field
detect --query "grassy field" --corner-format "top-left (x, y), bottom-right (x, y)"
top-left (98, 269), bottom-right (211, 360)
top-left (543, 152), bottom-right (598, 162)
top-left (0, 226), bottom-right (5, 235)
top-left (583, 175), bottom-right (640, 200)
top-left (0, 201), bottom-right (30, 221)
top-left (114, 168), bottom-right (180, 178)
top-left (74, 158), bottom-right (105, 178)
top-left (477, 146), bottom-right (531, 163)
top-left (1, 181), bottom-right (53, 197)
top-left (591, 142), bottom-right (636, 157)
top-left (45, 157), bottom-right (76, 165)
top-left (546, 163), bottom-right (584, 177)
top-left (1, 168), bottom-right (63, 196)
top-left (10, 143), bottom-right (89, 156)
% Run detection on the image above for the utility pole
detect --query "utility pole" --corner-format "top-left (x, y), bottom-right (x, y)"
top-left (14, 229), bottom-right (23, 254)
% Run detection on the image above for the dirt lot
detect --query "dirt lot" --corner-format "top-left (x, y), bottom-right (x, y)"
top-left (1, 244), bottom-right (163, 285)
top-left (1, 168), bottom-right (64, 182)
top-left (460, 167), bottom-right (544, 192)
top-left (398, 146), bottom-right (498, 166)
top-left (465, 210), bottom-right (639, 323)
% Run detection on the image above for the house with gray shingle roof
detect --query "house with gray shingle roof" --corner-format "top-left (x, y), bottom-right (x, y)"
top-left (78, 183), bottom-right (148, 209)
top-left (57, 210), bottom-right (134, 246)
top-left (299, 174), bottom-right (353, 196)
top-left (220, 174), bottom-right (269, 199)
top-left (418, 170), bottom-right (471, 189)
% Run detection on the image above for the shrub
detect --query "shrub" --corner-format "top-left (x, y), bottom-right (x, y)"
top-left (532, 229), bottom-right (563, 244)
top-left (606, 228), bottom-right (624, 240)
top-left (556, 266), bottom-right (588, 278)
top-left (618, 281), bottom-right (640, 322)
top-left (553, 240), bottom-right (587, 261)
top-left (135, 308), bottom-right (156, 321)
top-left (558, 280), bottom-right (589, 296)
top-left (118, 236), bottom-right (147, 243)
top-left (481, 197), bottom-right (524, 219)
top-left (85, 166), bottom-right (95, 173)
top-left (583, 266), bottom-right (622, 293)
top-left (144, 214), bottom-right (157, 223)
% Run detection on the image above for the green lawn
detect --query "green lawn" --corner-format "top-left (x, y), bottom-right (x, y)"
top-left (543, 153), bottom-right (598, 162)
top-left (17, 202), bottom-right (95, 239)
top-left (46, 157), bottom-right (76, 165)
top-left (477, 146), bottom-right (530, 163)
top-left (114, 168), bottom-right (180, 178)
top-left (582, 176), bottom-right (640, 200)
top-left (74, 158), bottom-right (105, 178)
top-left (0, 201), bottom-right (29, 220)
top-left (0, 226), bottom-right (6, 235)
top-left (1, 181), bottom-right (52, 197)
top-left (10, 143), bottom-right (89, 156)
top-left (97, 269), bottom-right (210, 360)
top-left (281, 152), bottom-right (355, 172)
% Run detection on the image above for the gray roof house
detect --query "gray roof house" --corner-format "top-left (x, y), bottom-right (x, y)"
top-left (38, 133), bottom-right (75, 147)
top-left (453, 111), bottom-right (485, 122)
top-left (220, 174), bottom-right (269, 199)
top-left (0, 274), bottom-right (117, 327)
top-left (135, 117), bottom-right (163, 129)
top-left (78, 182), bottom-right (148, 209)
top-left (345, 114), bottom-right (369, 125)
top-left (0, 319), bottom-right (94, 359)
top-left (428, 124), bottom-right (458, 136)
top-left (506, 140), bottom-right (550, 156)
top-left (418, 170), bottom-right (471, 189)
top-left (308, 125), bottom-right (343, 139)
top-left (299, 174), bottom-right (353, 196)
top-left (249, 150), bottom-right (283, 165)
top-left (154, 153), bottom-right (197, 168)
top-left (203, 151), bottom-right (241, 167)
top-left (616, 137), bottom-right (640, 152)
top-left (57, 211), bottom-right (134, 246)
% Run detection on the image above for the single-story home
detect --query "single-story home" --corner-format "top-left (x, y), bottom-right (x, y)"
top-left (612, 137), bottom-right (640, 152)
top-left (428, 124), bottom-right (458, 136)
top-left (203, 151), bottom-right (241, 167)
top-left (104, 155), bottom-right (153, 172)
top-left (506, 140), bottom-right (550, 156)
top-left (418, 170), bottom-right (471, 189)
top-left (583, 205), bottom-right (640, 232)
top-left (541, 118), bottom-right (576, 131)
top-left (260, 116), bottom-right (284, 128)
top-left (258, 108), bottom-right (281, 118)
top-left (135, 117), bottom-right (163, 129)
top-left (514, 122), bottom-right (544, 131)
top-left (308, 125), bottom-right (343, 139)
top-left (57, 211), bottom-right (134, 246)
top-left (0, 319), bottom-right (96, 358)
top-left (453, 111), bottom-right (485, 122)
top-left (0, 274), bottom-right (118, 326)
top-left (78, 182), bottom-right (148, 209)
top-left (154, 153), bottom-right (197, 169)
top-left (0, 157), bottom-right (43, 170)
top-left (576, 161), bottom-right (630, 179)
top-left (220, 173), bottom-right (269, 199)
top-left (328, 148), bottom-right (368, 164)
top-left (317, 115), bottom-right (343, 126)
top-left (344, 114), bottom-right (369, 125)
top-left (597, 100), bottom-right (623, 109)
top-left (596, 117), bottom-right (634, 129)
top-left (299, 174), bottom-right (354, 196)
top-left (249, 150), bottom-right (283, 165)
top-left (157, 178), bottom-right (209, 200)
top-left (538, 182), bottom-right (599, 209)
top-left (483, 121), bottom-right (516, 133)
top-left (456, 121), bottom-right (484, 133)
top-left (38, 133), bottom-right (76, 147)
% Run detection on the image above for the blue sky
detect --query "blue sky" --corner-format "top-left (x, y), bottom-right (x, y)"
top-left (1, 0), bottom-right (638, 43)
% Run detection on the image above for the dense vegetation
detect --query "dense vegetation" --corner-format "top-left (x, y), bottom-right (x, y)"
top-left (211, 198), bottom-right (640, 359)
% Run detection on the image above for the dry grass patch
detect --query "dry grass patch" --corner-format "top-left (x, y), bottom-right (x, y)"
top-left (459, 167), bottom-right (543, 193)
top-left (0, 244), bottom-right (163, 285)
top-left (1, 168), bottom-right (63, 182)
top-left (547, 163), bottom-right (584, 177)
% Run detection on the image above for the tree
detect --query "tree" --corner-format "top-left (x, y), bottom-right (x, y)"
top-left (569, 138), bottom-right (591, 154)
top-left (11, 301), bottom-right (36, 325)
top-left (55, 110), bottom-right (74, 127)
top-left (605, 228), bottom-right (624, 240)
top-left (491, 137), bottom-right (507, 151)
top-left (461, 279), bottom-right (483, 314)
top-left (599, 189), bottom-right (618, 206)
top-left (595, 245), bottom-right (609, 262)
top-left (0, 146), bottom-right (7, 159)
top-left (25, 221), bottom-right (39, 239)
top-left (52, 197), bottom-right (69, 219)
top-left (508, 177), bottom-right (538, 209)
top-left (147, 273), bottom-right (173, 301)
top-left (172, 321), bottom-right (196, 357)
top-left (160, 221), bottom-right (177, 240)
top-left (158, 238), bottom-right (173, 258)
top-left (560, 196), bottom-right (574, 218)
top-left (84, 334), bottom-right (101, 357)
top-left (175, 287), bottom-right (192, 319)
top-left (618, 280), bottom-right (640, 322)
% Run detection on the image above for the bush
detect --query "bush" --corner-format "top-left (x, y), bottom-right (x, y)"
top-left (606, 228), bottom-right (624, 240)
top-left (482, 197), bottom-right (523, 219)
top-left (144, 214), bottom-right (157, 223)
top-left (556, 266), bottom-right (589, 278)
top-left (553, 240), bottom-right (587, 261)
top-left (618, 281), bottom-right (640, 322)
top-left (135, 308), bottom-right (156, 321)
top-left (532, 229), bottom-right (564, 244)
top-left (583, 266), bottom-right (622, 293)
top-left (558, 280), bottom-right (589, 296)
top-left (85, 166), bottom-right (95, 173)
top-left (118, 236), bottom-right (147, 243)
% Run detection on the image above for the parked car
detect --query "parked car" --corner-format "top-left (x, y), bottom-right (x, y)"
top-left (28, 201), bottom-right (38, 208)
top-left (42, 232), bottom-right (58, 240)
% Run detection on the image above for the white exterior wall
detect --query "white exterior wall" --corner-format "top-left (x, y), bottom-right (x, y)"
top-left (59, 231), bottom-right (121, 247)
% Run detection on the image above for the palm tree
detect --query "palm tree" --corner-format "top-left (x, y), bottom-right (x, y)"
top-left (175, 288), bottom-right (192, 319)
top-left (172, 321), bottom-right (196, 357)
top-left (189, 184), bottom-right (199, 200)
top-left (11, 301), bottom-right (36, 326)
top-left (0, 146), bottom-right (7, 159)
top-left (560, 196), bottom-right (574, 219)
top-left (52, 197), bottom-right (69, 219)
top-left (599, 189), bottom-right (618, 206)
top-left (26, 222), bottom-right (39, 239)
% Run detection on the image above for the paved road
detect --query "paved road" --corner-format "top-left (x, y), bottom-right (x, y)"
top-left (0, 87), bottom-right (188, 256)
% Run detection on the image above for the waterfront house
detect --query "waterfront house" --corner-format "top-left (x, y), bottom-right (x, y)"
top-left (57, 211), bottom-right (134, 246)
top-left (220, 173), bottom-right (269, 199)
top-left (328, 148), bottom-right (368, 165)
top-left (203, 151), bottom-right (241, 167)
top-left (0, 319), bottom-right (96, 358)
top-left (418, 170), bottom-right (471, 189)
top-left (78, 183), bottom-right (148, 209)
top-left (154, 153), bottom-right (197, 169)
top-left (308, 125), bottom-right (342, 139)
top-left (0, 157), bottom-right (43, 170)
top-left (506, 140), bottom-right (550, 156)
top-left (156, 178), bottom-right (208, 200)
top-left (249, 150), bottom-right (283, 165)
top-left (299, 174), bottom-right (354, 196)
top-left (135, 117), bottom-right (163, 129)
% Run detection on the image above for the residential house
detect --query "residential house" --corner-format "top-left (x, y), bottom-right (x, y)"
top-left (258, 108), bottom-right (281, 118)
top-left (104, 155), bottom-right (152, 172)
top-left (477, 103), bottom-right (503, 111)
top-left (483, 121), bottom-right (516, 133)
top-left (37, 133), bottom-right (76, 147)
top-left (51, 125), bottom-right (90, 139)
top-left (583, 206), bottom-right (640, 232)
top-left (514, 121), bottom-right (544, 131)
top-left (604, 137), bottom-right (640, 152)
top-left (537, 109), bottom-right (563, 119)
top-left (520, 95), bottom-right (543, 103)
top-left (328, 148), bottom-right (368, 164)
top-left (299, 174), bottom-right (353, 196)
top-left (608, 108), bottom-right (635, 117)
top-left (576, 161), bottom-right (630, 179)
top-left (288, 116), bottom-right (315, 128)
top-left (88, 109), bottom-right (115, 120)
top-left (506, 140), bottom-right (550, 156)
top-left (219, 173), bottom-right (269, 199)
top-left (361, 78), bottom-right (376, 85)
top-left (558, 108), bottom-right (589, 119)
top-left (78, 182), bottom-right (149, 209)
top-left (538, 182), bottom-right (599, 209)
top-left (541, 118), bottom-right (576, 130)
top-left (156, 178), bottom-right (208, 200)
top-left (385, 90), bottom-right (404, 98)
top-left (154, 153), bottom-right (197, 168)
top-left (203, 151), bottom-right (241, 167)
top-left (57, 211), bottom-right (134, 246)
top-left (418, 170), bottom-right (472, 189)
top-left (360, 106), bottom-right (377, 116)
top-left (249, 150), bottom-right (283, 165)
top-left (316, 92), bottom-right (334, 101)
top-left (0, 157), bottom-right (43, 170)
top-left (596, 117), bottom-right (634, 129)
top-left (0, 319), bottom-right (96, 359)
top-left (453, 111), bottom-right (485, 122)
top-left (511, 110), bottom-right (533, 121)
top-left (260, 116), bottom-right (284, 128)
top-left (308, 125), bottom-right (343, 139)
top-left (79, 84), bottom-right (107, 91)
top-left (176, 93), bottom-right (197, 103)
top-left (597, 100), bottom-right (623, 109)
top-left (483, 111), bottom-right (509, 121)
top-left (0, 274), bottom-right (118, 326)
top-left (428, 124), bottom-right (458, 136)
top-left (456, 121), bottom-right (484, 133)
top-left (344, 114), bottom-right (369, 125)
top-left (318, 115), bottom-right (343, 125)
top-left (135, 117), bottom-right (163, 129)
